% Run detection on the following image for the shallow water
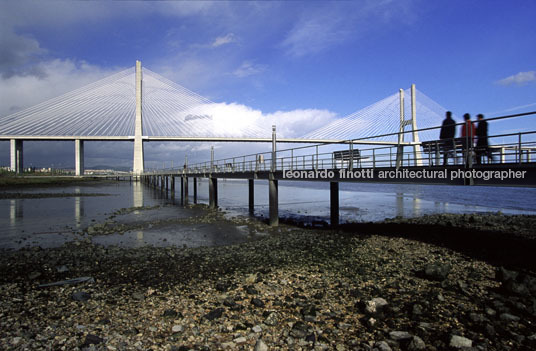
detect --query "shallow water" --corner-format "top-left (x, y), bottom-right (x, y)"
top-left (1, 180), bottom-right (535, 249)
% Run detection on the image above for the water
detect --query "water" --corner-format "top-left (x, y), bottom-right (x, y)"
top-left (1, 180), bottom-right (535, 249)
top-left (198, 179), bottom-right (536, 222)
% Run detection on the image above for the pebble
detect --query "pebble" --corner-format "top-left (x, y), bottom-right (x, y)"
top-left (449, 335), bottom-right (472, 348)
top-left (254, 339), bottom-right (268, 351)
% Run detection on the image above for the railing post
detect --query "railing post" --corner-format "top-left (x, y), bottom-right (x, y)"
top-left (291, 150), bottom-right (294, 171)
top-left (519, 133), bottom-right (522, 164)
top-left (349, 140), bottom-right (353, 171)
top-left (315, 145), bottom-right (318, 171)
top-left (373, 149), bottom-right (376, 168)
top-left (271, 125), bottom-right (277, 172)
top-left (211, 146), bottom-right (214, 172)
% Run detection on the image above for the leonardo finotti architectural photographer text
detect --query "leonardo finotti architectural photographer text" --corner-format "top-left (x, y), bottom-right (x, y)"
top-left (282, 169), bottom-right (527, 181)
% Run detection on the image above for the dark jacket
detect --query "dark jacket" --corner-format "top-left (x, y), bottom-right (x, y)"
top-left (476, 120), bottom-right (488, 147)
top-left (440, 117), bottom-right (456, 139)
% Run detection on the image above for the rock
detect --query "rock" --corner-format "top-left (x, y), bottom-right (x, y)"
top-left (264, 311), bottom-right (278, 326)
top-left (251, 298), bottom-right (265, 308)
top-left (72, 291), bottom-right (91, 302)
top-left (449, 335), bottom-right (472, 348)
top-left (172, 325), bottom-right (184, 333)
top-left (56, 265), bottom-right (69, 273)
top-left (83, 334), bottom-right (104, 346)
top-left (364, 297), bottom-right (388, 315)
top-left (163, 309), bottom-right (179, 318)
top-left (412, 304), bottom-right (423, 315)
top-left (374, 341), bottom-right (392, 351)
top-left (389, 331), bottom-right (412, 341)
top-left (500, 313), bottom-right (520, 322)
top-left (496, 267), bottom-right (518, 283)
top-left (254, 339), bottom-right (268, 351)
top-left (252, 325), bottom-right (262, 333)
top-left (408, 336), bottom-right (426, 350)
top-left (204, 307), bottom-right (224, 321)
top-left (233, 336), bottom-right (247, 344)
top-left (504, 280), bottom-right (531, 296)
top-left (422, 262), bottom-right (451, 281)
top-left (131, 292), bottom-right (144, 300)
top-left (28, 272), bottom-right (42, 280)
top-left (290, 321), bottom-right (308, 339)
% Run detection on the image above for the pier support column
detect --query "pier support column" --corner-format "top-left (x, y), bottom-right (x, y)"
top-left (171, 176), bottom-right (175, 197)
top-left (10, 139), bottom-right (23, 174)
top-left (165, 176), bottom-right (169, 191)
top-left (330, 182), bottom-right (339, 227)
top-left (75, 139), bottom-right (84, 176)
top-left (193, 177), bottom-right (198, 204)
top-left (269, 177), bottom-right (278, 226)
top-left (179, 177), bottom-right (184, 205)
top-left (160, 176), bottom-right (164, 192)
top-left (209, 177), bottom-right (218, 208)
top-left (248, 179), bottom-right (254, 214)
top-left (184, 177), bottom-right (189, 205)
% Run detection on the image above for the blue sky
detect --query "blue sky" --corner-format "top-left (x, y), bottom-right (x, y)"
top-left (0, 0), bottom-right (535, 169)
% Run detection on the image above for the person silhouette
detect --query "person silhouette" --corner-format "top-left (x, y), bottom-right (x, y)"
top-left (475, 114), bottom-right (489, 164)
top-left (439, 111), bottom-right (456, 165)
top-left (460, 113), bottom-right (476, 166)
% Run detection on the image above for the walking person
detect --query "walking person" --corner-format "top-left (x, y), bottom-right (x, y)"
top-left (460, 113), bottom-right (476, 166)
top-left (439, 111), bottom-right (456, 165)
top-left (475, 114), bottom-right (489, 164)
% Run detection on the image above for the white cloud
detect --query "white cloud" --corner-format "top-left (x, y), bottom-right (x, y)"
top-left (0, 59), bottom-right (122, 116)
top-left (212, 33), bottom-right (236, 47)
top-left (497, 71), bottom-right (536, 86)
top-left (233, 61), bottom-right (266, 78)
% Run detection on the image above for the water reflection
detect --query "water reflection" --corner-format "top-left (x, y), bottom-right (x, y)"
top-left (74, 187), bottom-right (84, 229)
top-left (132, 181), bottom-right (144, 207)
top-left (9, 199), bottom-right (23, 226)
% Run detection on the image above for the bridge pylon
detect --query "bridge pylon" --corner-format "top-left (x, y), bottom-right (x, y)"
top-left (133, 60), bottom-right (145, 175)
top-left (396, 84), bottom-right (423, 168)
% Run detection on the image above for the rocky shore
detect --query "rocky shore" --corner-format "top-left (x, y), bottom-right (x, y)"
top-left (1, 210), bottom-right (536, 350)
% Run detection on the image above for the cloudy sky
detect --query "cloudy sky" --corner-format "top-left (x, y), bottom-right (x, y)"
top-left (0, 0), bottom-right (535, 169)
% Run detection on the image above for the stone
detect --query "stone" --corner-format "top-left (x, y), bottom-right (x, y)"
top-left (423, 262), bottom-right (451, 281)
top-left (56, 265), bottom-right (69, 273)
top-left (252, 325), bottom-right (262, 333)
top-left (254, 339), bottom-right (268, 351)
top-left (172, 325), bottom-right (184, 333)
top-left (204, 307), bottom-right (224, 321)
top-left (389, 331), bottom-right (412, 341)
top-left (408, 336), bottom-right (426, 350)
top-left (496, 267), bottom-right (518, 283)
top-left (504, 280), bottom-right (531, 296)
top-left (290, 321), bottom-right (308, 339)
top-left (374, 341), bottom-right (392, 351)
top-left (163, 309), bottom-right (179, 318)
top-left (449, 335), bottom-right (472, 348)
top-left (83, 334), bottom-right (104, 346)
top-left (500, 313), bottom-right (520, 322)
top-left (251, 298), bottom-right (265, 308)
top-left (72, 291), bottom-right (91, 302)
top-left (233, 336), bottom-right (247, 344)
top-left (131, 292), bottom-right (144, 300)
top-left (264, 311), bottom-right (278, 326)
top-left (364, 297), bottom-right (388, 315)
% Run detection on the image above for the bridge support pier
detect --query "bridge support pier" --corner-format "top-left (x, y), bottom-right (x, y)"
top-left (160, 176), bottom-right (164, 192)
top-left (75, 139), bottom-right (84, 176)
top-left (184, 177), bottom-right (189, 205)
top-left (171, 176), bottom-right (175, 197)
top-left (330, 181), bottom-right (339, 226)
top-left (269, 178), bottom-right (278, 226)
top-left (180, 177), bottom-right (184, 205)
top-left (193, 177), bottom-right (197, 204)
top-left (209, 177), bottom-right (218, 208)
top-left (248, 179), bottom-right (254, 214)
top-left (165, 176), bottom-right (169, 191)
top-left (10, 139), bottom-right (23, 174)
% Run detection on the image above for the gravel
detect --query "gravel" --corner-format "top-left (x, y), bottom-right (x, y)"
top-left (0, 210), bottom-right (535, 350)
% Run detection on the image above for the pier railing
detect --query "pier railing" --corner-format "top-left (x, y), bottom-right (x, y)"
top-left (147, 111), bottom-right (536, 176)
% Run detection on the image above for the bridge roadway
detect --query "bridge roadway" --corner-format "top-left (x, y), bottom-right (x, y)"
top-left (141, 162), bottom-right (536, 227)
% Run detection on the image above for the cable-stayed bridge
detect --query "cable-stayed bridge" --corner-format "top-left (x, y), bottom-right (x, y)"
top-left (1, 61), bottom-right (451, 175)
